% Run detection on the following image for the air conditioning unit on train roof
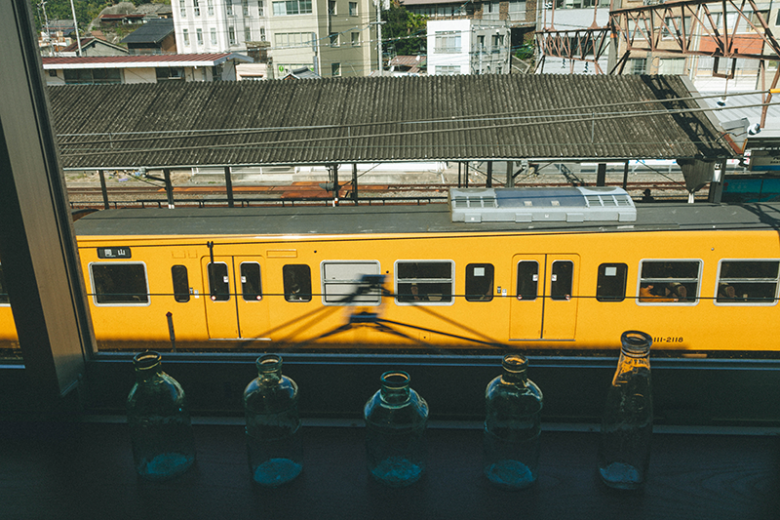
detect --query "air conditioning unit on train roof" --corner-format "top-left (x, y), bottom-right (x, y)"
top-left (449, 187), bottom-right (637, 223)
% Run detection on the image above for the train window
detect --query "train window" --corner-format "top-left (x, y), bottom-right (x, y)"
top-left (321, 261), bottom-right (381, 305)
top-left (90, 263), bottom-right (149, 305)
top-left (596, 263), bottom-right (628, 302)
top-left (284, 264), bottom-right (312, 302)
top-left (241, 263), bottom-right (263, 301)
top-left (638, 260), bottom-right (700, 304)
top-left (716, 260), bottom-right (780, 304)
top-left (516, 261), bottom-right (538, 300)
top-left (172, 265), bottom-right (190, 303)
top-left (465, 263), bottom-right (494, 302)
top-left (551, 261), bottom-right (573, 301)
top-left (208, 262), bottom-right (230, 301)
top-left (395, 261), bottom-right (454, 304)
top-left (0, 264), bottom-right (8, 305)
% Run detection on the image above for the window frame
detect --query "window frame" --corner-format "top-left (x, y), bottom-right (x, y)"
top-left (715, 259), bottom-right (780, 306)
top-left (394, 260), bottom-right (455, 306)
top-left (637, 259), bottom-right (701, 306)
top-left (320, 260), bottom-right (382, 306)
top-left (88, 261), bottom-right (151, 307)
top-left (6, 0), bottom-right (780, 431)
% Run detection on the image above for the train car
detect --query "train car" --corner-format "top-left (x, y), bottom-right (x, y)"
top-left (2, 187), bottom-right (780, 355)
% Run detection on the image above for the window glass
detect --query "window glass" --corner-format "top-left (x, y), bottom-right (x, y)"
top-left (241, 262), bottom-right (262, 301)
top-left (322, 261), bottom-right (381, 305)
top-left (597, 263), bottom-right (627, 302)
top-left (396, 261), bottom-right (453, 304)
top-left (284, 264), bottom-right (312, 302)
top-left (349, 1), bottom-right (357, 15)
top-left (639, 260), bottom-right (700, 303)
top-left (465, 263), bottom-right (494, 302)
top-left (172, 265), bottom-right (190, 303)
top-left (0, 264), bottom-right (8, 305)
top-left (551, 261), bottom-right (573, 301)
top-left (208, 262), bottom-right (230, 301)
top-left (91, 263), bottom-right (149, 305)
top-left (516, 261), bottom-right (538, 300)
top-left (717, 260), bottom-right (779, 304)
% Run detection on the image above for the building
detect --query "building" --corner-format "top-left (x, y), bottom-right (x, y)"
top-left (171, 0), bottom-right (377, 77)
top-left (427, 19), bottom-right (511, 75)
top-left (58, 37), bottom-right (130, 58)
top-left (121, 18), bottom-right (177, 55)
top-left (42, 54), bottom-right (253, 85)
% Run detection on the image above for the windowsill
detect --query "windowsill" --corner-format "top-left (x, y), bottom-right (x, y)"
top-left (1, 420), bottom-right (777, 519)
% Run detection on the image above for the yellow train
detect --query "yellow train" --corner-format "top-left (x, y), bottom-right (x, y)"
top-left (2, 187), bottom-right (780, 355)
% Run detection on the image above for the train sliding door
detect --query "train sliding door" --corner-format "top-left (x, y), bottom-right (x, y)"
top-left (509, 254), bottom-right (579, 341)
top-left (201, 256), bottom-right (270, 340)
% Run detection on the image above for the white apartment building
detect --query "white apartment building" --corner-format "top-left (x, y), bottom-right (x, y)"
top-left (172, 0), bottom-right (377, 78)
top-left (427, 19), bottom-right (511, 75)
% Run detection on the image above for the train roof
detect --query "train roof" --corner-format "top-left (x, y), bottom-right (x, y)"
top-left (73, 200), bottom-right (780, 237)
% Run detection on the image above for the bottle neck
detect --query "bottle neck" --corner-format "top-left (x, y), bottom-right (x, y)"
top-left (500, 353), bottom-right (529, 386)
top-left (133, 351), bottom-right (163, 382)
top-left (257, 354), bottom-right (283, 385)
top-left (380, 371), bottom-right (412, 405)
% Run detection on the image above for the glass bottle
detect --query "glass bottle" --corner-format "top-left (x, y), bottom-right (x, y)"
top-left (483, 354), bottom-right (543, 489)
top-left (364, 371), bottom-right (428, 487)
top-left (598, 330), bottom-right (653, 490)
top-left (126, 351), bottom-right (196, 481)
top-left (243, 354), bottom-right (302, 486)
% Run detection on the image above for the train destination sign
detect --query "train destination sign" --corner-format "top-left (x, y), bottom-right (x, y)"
top-left (97, 247), bottom-right (131, 259)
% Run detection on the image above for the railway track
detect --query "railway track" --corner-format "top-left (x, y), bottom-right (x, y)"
top-left (68, 181), bottom-right (690, 198)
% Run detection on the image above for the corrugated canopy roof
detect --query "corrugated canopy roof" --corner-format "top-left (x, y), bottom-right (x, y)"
top-left (47, 74), bottom-right (733, 170)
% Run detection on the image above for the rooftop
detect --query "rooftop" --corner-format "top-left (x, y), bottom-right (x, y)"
top-left (42, 53), bottom-right (253, 69)
top-left (47, 74), bottom-right (733, 170)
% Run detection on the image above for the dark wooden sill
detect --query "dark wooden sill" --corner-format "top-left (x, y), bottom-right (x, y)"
top-left (1, 421), bottom-right (778, 520)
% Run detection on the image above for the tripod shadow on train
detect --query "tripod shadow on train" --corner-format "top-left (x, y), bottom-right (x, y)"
top-left (280, 275), bottom-right (507, 354)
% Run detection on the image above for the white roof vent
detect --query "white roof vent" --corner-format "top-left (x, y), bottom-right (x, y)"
top-left (450, 187), bottom-right (636, 223)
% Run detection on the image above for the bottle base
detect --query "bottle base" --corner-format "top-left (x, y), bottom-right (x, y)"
top-left (136, 452), bottom-right (195, 481)
top-left (252, 458), bottom-right (303, 487)
top-left (370, 456), bottom-right (424, 487)
top-left (484, 460), bottom-right (536, 489)
top-left (598, 462), bottom-right (644, 490)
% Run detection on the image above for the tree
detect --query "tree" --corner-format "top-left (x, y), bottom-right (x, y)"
top-left (381, 3), bottom-right (426, 57)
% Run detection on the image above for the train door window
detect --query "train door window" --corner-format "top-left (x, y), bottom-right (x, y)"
top-left (638, 260), bottom-right (700, 304)
top-left (172, 265), bottom-right (190, 303)
top-left (516, 261), bottom-right (538, 300)
top-left (465, 263), bottom-right (494, 302)
top-left (716, 260), bottom-right (780, 304)
top-left (208, 262), bottom-right (230, 301)
top-left (550, 261), bottom-right (573, 301)
top-left (395, 261), bottom-right (454, 305)
top-left (0, 264), bottom-right (8, 305)
top-left (321, 261), bottom-right (381, 306)
top-left (90, 263), bottom-right (150, 305)
top-left (596, 263), bottom-right (628, 302)
top-left (283, 264), bottom-right (312, 302)
top-left (241, 262), bottom-right (263, 301)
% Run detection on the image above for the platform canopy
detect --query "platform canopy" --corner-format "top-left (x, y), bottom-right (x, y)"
top-left (48, 74), bottom-right (734, 170)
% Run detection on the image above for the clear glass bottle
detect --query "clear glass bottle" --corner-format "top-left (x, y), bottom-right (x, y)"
top-left (483, 354), bottom-right (543, 489)
top-left (126, 351), bottom-right (196, 481)
top-left (243, 354), bottom-right (302, 486)
top-left (598, 330), bottom-right (653, 490)
top-left (364, 371), bottom-right (428, 487)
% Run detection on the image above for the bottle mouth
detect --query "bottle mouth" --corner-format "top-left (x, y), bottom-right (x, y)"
top-left (502, 353), bottom-right (528, 373)
top-left (257, 354), bottom-right (282, 372)
top-left (381, 371), bottom-right (410, 389)
top-left (620, 330), bottom-right (652, 357)
top-left (133, 350), bottom-right (161, 371)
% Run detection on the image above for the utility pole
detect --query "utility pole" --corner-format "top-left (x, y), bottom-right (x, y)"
top-left (375, 0), bottom-right (382, 75)
top-left (69, 0), bottom-right (82, 56)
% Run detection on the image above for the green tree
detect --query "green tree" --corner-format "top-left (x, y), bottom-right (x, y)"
top-left (382, 3), bottom-right (426, 57)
